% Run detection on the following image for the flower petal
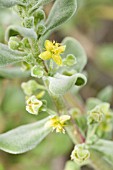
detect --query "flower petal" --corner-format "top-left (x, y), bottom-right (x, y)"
top-left (45, 40), bottom-right (53, 51)
top-left (39, 51), bottom-right (52, 60)
top-left (52, 54), bottom-right (62, 66)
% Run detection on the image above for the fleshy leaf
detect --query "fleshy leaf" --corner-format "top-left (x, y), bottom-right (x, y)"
top-left (62, 37), bottom-right (87, 72)
top-left (48, 73), bottom-right (87, 95)
top-left (0, 117), bottom-right (50, 154)
top-left (0, 67), bottom-right (30, 79)
top-left (90, 149), bottom-right (113, 170)
top-left (5, 25), bottom-right (37, 41)
top-left (0, 0), bottom-right (25, 8)
top-left (0, 43), bottom-right (25, 67)
top-left (90, 139), bottom-right (113, 167)
top-left (45, 0), bottom-right (77, 33)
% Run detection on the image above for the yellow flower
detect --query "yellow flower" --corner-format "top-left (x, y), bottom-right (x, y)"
top-left (45, 115), bottom-right (70, 133)
top-left (39, 40), bottom-right (66, 66)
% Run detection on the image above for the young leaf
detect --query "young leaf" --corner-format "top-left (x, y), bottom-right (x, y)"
top-left (62, 37), bottom-right (87, 72)
top-left (48, 73), bottom-right (87, 95)
top-left (0, 0), bottom-right (25, 8)
top-left (46, 0), bottom-right (77, 33)
top-left (97, 86), bottom-right (113, 103)
top-left (90, 139), bottom-right (113, 167)
top-left (0, 67), bottom-right (30, 79)
top-left (0, 43), bottom-right (25, 67)
top-left (90, 149), bottom-right (113, 170)
top-left (5, 25), bottom-right (37, 41)
top-left (0, 117), bottom-right (50, 154)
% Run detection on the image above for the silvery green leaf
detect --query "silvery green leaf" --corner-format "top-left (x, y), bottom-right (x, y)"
top-left (64, 161), bottom-right (80, 170)
top-left (5, 25), bottom-right (37, 41)
top-left (97, 86), bottom-right (113, 103)
top-left (36, 0), bottom-right (53, 6)
top-left (0, 43), bottom-right (25, 67)
top-left (48, 73), bottom-right (87, 95)
top-left (0, 117), bottom-right (50, 154)
top-left (0, 0), bottom-right (25, 8)
top-left (62, 37), bottom-right (87, 72)
top-left (0, 67), bottom-right (30, 79)
top-left (46, 0), bottom-right (77, 33)
top-left (90, 139), bottom-right (113, 167)
top-left (90, 149), bottom-right (113, 170)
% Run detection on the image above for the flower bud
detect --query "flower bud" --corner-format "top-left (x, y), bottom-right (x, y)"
top-left (31, 65), bottom-right (44, 78)
top-left (34, 9), bottom-right (45, 25)
top-left (45, 115), bottom-right (70, 134)
top-left (21, 80), bottom-right (39, 96)
top-left (63, 54), bottom-right (77, 66)
top-left (22, 38), bottom-right (31, 49)
top-left (8, 37), bottom-right (20, 50)
top-left (23, 17), bottom-right (34, 28)
top-left (24, 53), bottom-right (36, 64)
top-left (26, 95), bottom-right (42, 115)
top-left (87, 103), bottom-right (109, 124)
top-left (71, 144), bottom-right (90, 164)
top-left (37, 24), bottom-right (46, 35)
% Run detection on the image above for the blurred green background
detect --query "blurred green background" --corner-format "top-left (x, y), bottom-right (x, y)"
top-left (0, 0), bottom-right (113, 169)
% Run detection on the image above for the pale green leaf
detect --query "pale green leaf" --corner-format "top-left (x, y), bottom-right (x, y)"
top-left (62, 37), bottom-right (87, 72)
top-left (0, 117), bottom-right (50, 154)
top-left (90, 139), bottom-right (113, 167)
top-left (97, 86), bottom-right (113, 103)
top-left (0, 67), bottom-right (30, 79)
top-left (90, 149), bottom-right (113, 170)
top-left (48, 73), bottom-right (87, 95)
top-left (64, 161), bottom-right (80, 170)
top-left (0, 43), bottom-right (25, 67)
top-left (46, 0), bottom-right (77, 32)
top-left (5, 25), bottom-right (37, 41)
top-left (0, 0), bottom-right (25, 8)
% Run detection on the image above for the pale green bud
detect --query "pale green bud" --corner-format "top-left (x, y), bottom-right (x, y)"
top-left (63, 54), bottom-right (77, 66)
top-left (34, 9), bottom-right (45, 25)
top-left (22, 38), bottom-right (31, 49)
top-left (37, 24), bottom-right (46, 35)
top-left (31, 65), bottom-right (44, 78)
top-left (26, 95), bottom-right (42, 115)
top-left (21, 80), bottom-right (39, 96)
top-left (69, 108), bottom-right (81, 118)
top-left (24, 53), bottom-right (36, 64)
top-left (8, 37), bottom-right (20, 50)
top-left (88, 103), bottom-right (110, 124)
top-left (23, 17), bottom-right (34, 28)
top-left (71, 144), bottom-right (90, 164)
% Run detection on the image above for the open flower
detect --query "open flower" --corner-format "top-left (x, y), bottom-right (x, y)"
top-left (45, 115), bottom-right (70, 133)
top-left (39, 40), bottom-right (66, 66)
top-left (26, 95), bottom-right (42, 115)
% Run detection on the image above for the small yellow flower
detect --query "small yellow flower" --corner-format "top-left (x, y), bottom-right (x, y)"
top-left (39, 40), bottom-right (66, 66)
top-left (45, 115), bottom-right (70, 133)
top-left (26, 95), bottom-right (42, 115)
